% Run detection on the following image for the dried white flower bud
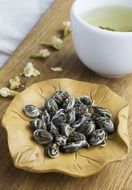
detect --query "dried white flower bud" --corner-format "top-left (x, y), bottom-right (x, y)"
top-left (9, 76), bottom-right (21, 90)
top-left (63, 21), bottom-right (71, 37)
top-left (31, 49), bottom-right (51, 59)
top-left (0, 87), bottom-right (18, 97)
top-left (50, 67), bottom-right (63, 72)
top-left (51, 36), bottom-right (63, 50)
top-left (22, 62), bottom-right (40, 78)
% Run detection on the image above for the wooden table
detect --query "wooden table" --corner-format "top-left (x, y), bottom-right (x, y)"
top-left (0, 0), bottom-right (131, 189)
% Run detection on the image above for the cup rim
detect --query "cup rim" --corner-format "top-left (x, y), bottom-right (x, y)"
top-left (71, 0), bottom-right (132, 36)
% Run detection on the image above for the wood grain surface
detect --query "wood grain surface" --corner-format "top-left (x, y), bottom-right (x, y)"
top-left (0, 0), bottom-right (131, 189)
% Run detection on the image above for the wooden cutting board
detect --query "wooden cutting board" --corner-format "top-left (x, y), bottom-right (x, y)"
top-left (0, 0), bottom-right (131, 189)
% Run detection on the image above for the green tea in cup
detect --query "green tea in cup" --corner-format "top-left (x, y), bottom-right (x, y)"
top-left (83, 6), bottom-right (132, 32)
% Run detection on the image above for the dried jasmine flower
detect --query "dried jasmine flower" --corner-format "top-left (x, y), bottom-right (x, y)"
top-left (21, 84), bottom-right (25, 88)
top-left (9, 76), bottom-right (21, 90)
top-left (0, 87), bottom-right (18, 97)
top-left (51, 36), bottom-right (63, 50)
top-left (41, 36), bottom-right (63, 50)
top-left (31, 49), bottom-right (51, 59)
top-left (50, 67), bottom-right (63, 72)
top-left (22, 62), bottom-right (40, 78)
top-left (63, 21), bottom-right (71, 37)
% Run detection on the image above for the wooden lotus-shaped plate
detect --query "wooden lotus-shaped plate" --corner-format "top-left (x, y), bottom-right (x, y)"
top-left (2, 78), bottom-right (129, 177)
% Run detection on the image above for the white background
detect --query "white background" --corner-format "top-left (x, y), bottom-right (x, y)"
top-left (0, 0), bottom-right (54, 67)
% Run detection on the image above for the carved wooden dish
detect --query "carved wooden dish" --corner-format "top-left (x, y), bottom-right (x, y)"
top-left (2, 78), bottom-right (130, 177)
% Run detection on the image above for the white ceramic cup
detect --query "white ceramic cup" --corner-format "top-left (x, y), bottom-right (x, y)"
top-left (71, 0), bottom-right (132, 78)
